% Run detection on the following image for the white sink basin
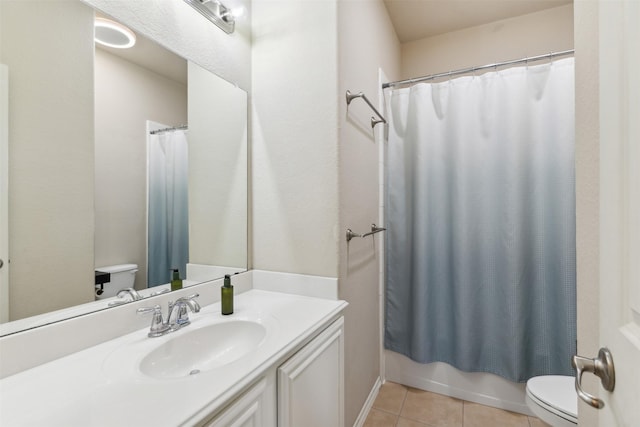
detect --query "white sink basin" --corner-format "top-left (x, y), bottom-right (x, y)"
top-left (139, 320), bottom-right (267, 379)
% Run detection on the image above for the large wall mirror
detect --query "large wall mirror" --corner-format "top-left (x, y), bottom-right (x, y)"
top-left (0, 1), bottom-right (248, 335)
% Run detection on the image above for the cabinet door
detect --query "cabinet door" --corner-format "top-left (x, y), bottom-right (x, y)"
top-left (278, 317), bottom-right (344, 427)
top-left (202, 375), bottom-right (275, 427)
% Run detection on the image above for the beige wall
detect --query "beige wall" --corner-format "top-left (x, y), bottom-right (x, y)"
top-left (252, 2), bottom-right (400, 424)
top-left (188, 62), bottom-right (247, 270)
top-left (338, 0), bottom-right (400, 425)
top-left (94, 49), bottom-right (187, 287)
top-left (401, 4), bottom-right (574, 80)
top-left (1, 1), bottom-right (95, 320)
top-left (252, 0), bottom-right (339, 277)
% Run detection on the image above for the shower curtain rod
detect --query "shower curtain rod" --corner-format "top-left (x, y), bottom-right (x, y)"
top-left (149, 125), bottom-right (188, 135)
top-left (382, 49), bottom-right (575, 89)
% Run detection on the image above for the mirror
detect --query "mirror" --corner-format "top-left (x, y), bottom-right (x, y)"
top-left (0, 1), bottom-right (248, 335)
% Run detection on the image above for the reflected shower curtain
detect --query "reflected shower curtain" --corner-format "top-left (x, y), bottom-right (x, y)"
top-left (385, 58), bottom-right (576, 382)
top-left (148, 130), bottom-right (189, 287)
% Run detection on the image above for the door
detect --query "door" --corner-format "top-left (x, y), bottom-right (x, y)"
top-left (590, 0), bottom-right (640, 425)
top-left (278, 317), bottom-right (344, 427)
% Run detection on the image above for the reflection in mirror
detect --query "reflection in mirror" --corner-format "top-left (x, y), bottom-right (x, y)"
top-left (0, 1), bottom-right (247, 336)
top-left (146, 123), bottom-right (190, 287)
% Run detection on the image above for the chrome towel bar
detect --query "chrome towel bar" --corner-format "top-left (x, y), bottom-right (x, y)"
top-left (345, 90), bottom-right (387, 128)
top-left (346, 224), bottom-right (386, 242)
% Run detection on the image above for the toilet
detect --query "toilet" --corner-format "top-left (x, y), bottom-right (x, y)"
top-left (94, 264), bottom-right (138, 300)
top-left (526, 375), bottom-right (577, 427)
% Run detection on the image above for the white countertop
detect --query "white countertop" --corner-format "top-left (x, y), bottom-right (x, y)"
top-left (0, 290), bottom-right (347, 426)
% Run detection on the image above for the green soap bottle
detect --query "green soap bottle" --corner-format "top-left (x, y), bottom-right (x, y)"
top-left (171, 268), bottom-right (182, 291)
top-left (221, 274), bottom-right (234, 315)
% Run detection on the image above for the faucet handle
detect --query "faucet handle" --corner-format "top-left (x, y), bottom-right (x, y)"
top-left (137, 305), bottom-right (171, 337)
top-left (186, 293), bottom-right (200, 304)
top-left (169, 294), bottom-right (201, 328)
top-left (117, 287), bottom-right (143, 301)
top-left (182, 293), bottom-right (201, 313)
top-left (178, 293), bottom-right (200, 302)
top-left (149, 288), bottom-right (170, 297)
top-left (169, 293), bottom-right (200, 313)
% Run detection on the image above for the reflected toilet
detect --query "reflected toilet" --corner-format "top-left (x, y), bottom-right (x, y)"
top-left (94, 264), bottom-right (138, 300)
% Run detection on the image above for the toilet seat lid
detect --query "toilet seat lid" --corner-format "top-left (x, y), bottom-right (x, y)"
top-left (526, 375), bottom-right (577, 422)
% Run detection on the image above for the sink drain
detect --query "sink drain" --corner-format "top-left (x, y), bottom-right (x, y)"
top-left (189, 369), bottom-right (201, 376)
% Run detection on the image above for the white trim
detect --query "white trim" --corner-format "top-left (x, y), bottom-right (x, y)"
top-left (385, 351), bottom-right (534, 416)
top-left (352, 376), bottom-right (382, 427)
top-left (0, 64), bottom-right (9, 323)
top-left (377, 67), bottom-right (388, 384)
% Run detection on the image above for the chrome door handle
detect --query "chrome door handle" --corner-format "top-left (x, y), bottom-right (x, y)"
top-left (571, 347), bottom-right (615, 409)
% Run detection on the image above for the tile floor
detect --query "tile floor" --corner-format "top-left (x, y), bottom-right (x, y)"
top-left (363, 382), bottom-right (550, 427)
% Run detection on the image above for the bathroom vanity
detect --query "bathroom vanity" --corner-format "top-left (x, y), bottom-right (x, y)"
top-left (200, 314), bottom-right (344, 427)
top-left (0, 276), bottom-right (347, 427)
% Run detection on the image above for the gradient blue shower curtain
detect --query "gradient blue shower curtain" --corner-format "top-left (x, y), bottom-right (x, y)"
top-left (148, 129), bottom-right (189, 287)
top-left (384, 58), bottom-right (576, 382)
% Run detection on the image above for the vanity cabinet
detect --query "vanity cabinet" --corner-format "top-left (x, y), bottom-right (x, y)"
top-left (277, 317), bottom-right (344, 427)
top-left (0, 289), bottom-right (347, 427)
top-left (198, 316), bottom-right (344, 427)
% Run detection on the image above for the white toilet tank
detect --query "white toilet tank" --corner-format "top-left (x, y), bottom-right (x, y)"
top-left (95, 264), bottom-right (138, 300)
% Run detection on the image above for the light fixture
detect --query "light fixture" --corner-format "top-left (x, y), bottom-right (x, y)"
top-left (94, 18), bottom-right (136, 49)
top-left (183, 0), bottom-right (236, 34)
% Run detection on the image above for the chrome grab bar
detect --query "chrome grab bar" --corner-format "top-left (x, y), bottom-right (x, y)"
top-left (345, 90), bottom-right (387, 129)
top-left (571, 347), bottom-right (615, 409)
top-left (346, 229), bottom-right (362, 242)
top-left (362, 224), bottom-right (386, 238)
top-left (346, 224), bottom-right (386, 242)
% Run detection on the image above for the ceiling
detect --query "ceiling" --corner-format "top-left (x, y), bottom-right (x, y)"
top-left (96, 13), bottom-right (187, 85)
top-left (99, 1), bottom-right (573, 81)
top-left (383, 0), bottom-right (572, 43)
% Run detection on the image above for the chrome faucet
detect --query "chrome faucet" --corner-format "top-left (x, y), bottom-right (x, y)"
top-left (108, 288), bottom-right (144, 307)
top-left (117, 288), bottom-right (143, 301)
top-left (137, 293), bottom-right (200, 337)
top-left (168, 294), bottom-right (201, 329)
top-left (109, 287), bottom-right (170, 307)
top-left (149, 288), bottom-right (170, 297)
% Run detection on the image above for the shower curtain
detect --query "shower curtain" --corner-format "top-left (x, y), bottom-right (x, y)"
top-left (148, 129), bottom-right (189, 287)
top-left (385, 58), bottom-right (576, 382)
